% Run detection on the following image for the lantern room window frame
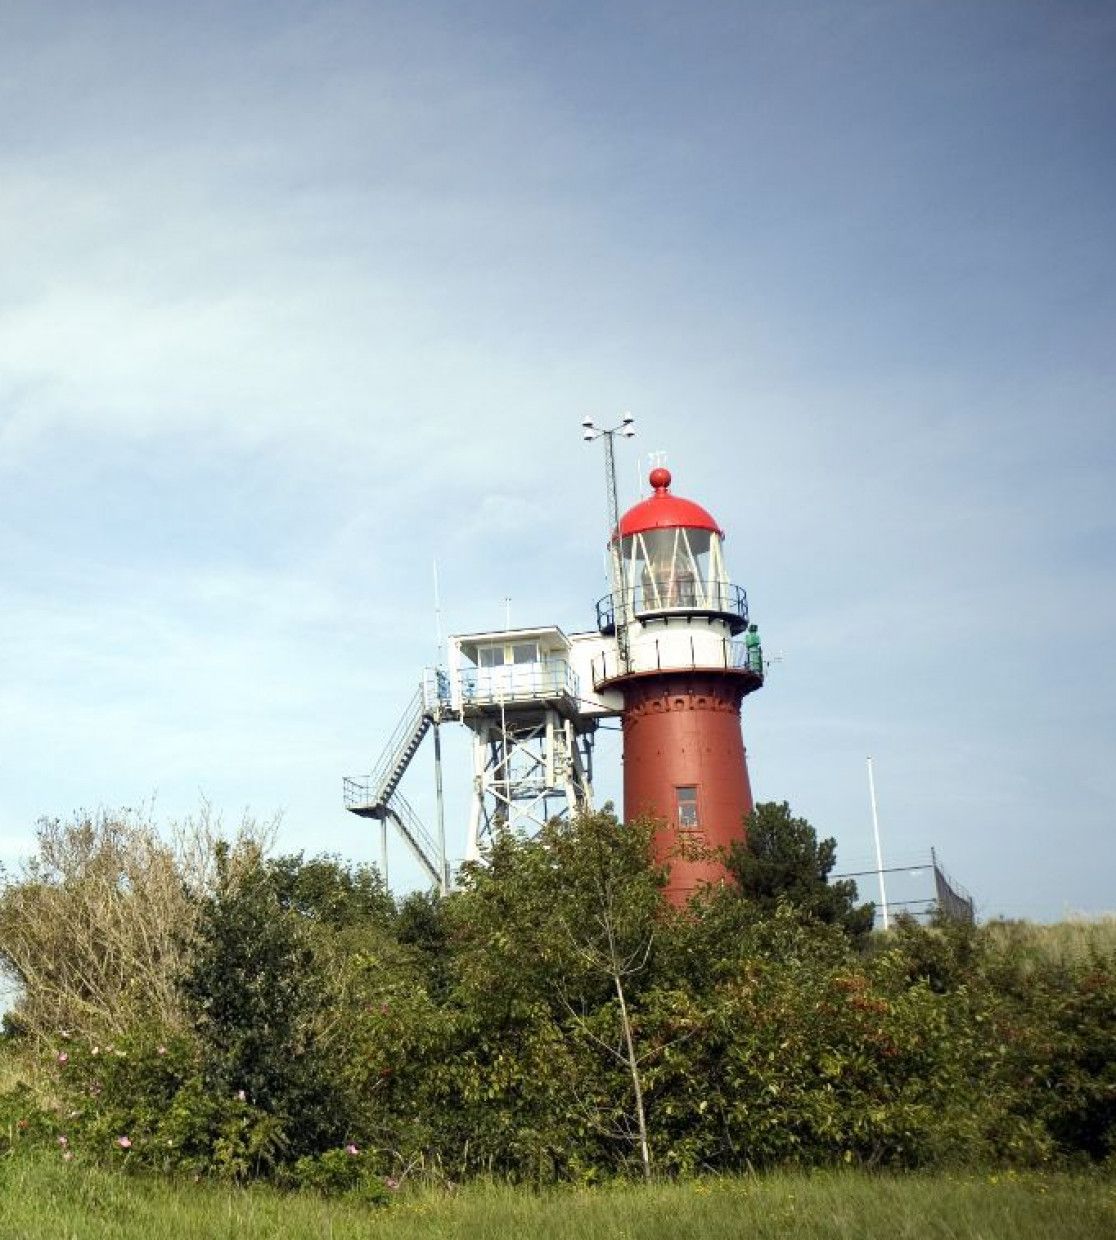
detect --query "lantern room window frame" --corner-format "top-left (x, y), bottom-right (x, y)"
top-left (619, 527), bottom-right (731, 618)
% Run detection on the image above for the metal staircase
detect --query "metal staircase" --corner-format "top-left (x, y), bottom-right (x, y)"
top-left (384, 793), bottom-right (442, 888)
top-left (344, 672), bottom-right (450, 889)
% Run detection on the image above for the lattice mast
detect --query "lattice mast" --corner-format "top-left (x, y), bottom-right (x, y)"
top-left (582, 414), bottom-right (636, 672)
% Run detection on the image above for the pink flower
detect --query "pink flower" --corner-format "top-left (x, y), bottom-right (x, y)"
top-left (384, 1176), bottom-right (400, 1191)
top-left (345, 1143), bottom-right (359, 1156)
top-left (236, 1089), bottom-right (246, 1102)
top-left (56, 1052), bottom-right (69, 1066)
top-left (116, 1136), bottom-right (131, 1150)
top-left (57, 1135), bottom-right (68, 1148)
top-left (157, 1045), bottom-right (167, 1056)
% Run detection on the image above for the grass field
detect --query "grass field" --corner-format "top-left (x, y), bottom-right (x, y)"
top-left (0, 1159), bottom-right (1112, 1240)
top-left (982, 915), bottom-right (1116, 973)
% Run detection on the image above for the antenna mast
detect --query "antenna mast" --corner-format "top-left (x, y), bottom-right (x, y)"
top-left (582, 412), bottom-right (636, 671)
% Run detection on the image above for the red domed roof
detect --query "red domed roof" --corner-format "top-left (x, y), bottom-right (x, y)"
top-left (615, 468), bottom-right (723, 540)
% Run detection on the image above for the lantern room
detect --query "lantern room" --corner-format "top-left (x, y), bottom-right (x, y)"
top-left (598, 467), bottom-right (749, 635)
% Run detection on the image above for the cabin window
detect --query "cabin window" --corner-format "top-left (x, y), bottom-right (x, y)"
top-left (476, 642), bottom-right (540, 668)
top-left (676, 785), bottom-right (700, 829)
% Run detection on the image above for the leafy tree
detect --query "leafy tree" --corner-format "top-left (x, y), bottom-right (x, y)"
top-left (542, 814), bottom-right (663, 1179)
top-left (394, 889), bottom-right (453, 998)
top-left (266, 853), bottom-right (394, 931)
top-left (179, 841), bottom-right (343, 1156)
top-left (727, 801), bottom-right (875, 945)
top-left (0, 811), bottom-right (196, 1041)
top-left (437, 811), bottom-right (669, 1179)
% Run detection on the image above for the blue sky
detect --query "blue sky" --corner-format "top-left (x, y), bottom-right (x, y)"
top-left (1, 1), bottom-right (1113, 919)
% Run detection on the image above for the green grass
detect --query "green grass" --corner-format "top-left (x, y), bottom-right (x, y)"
top-left (981, 915), bottom-right (1116, 974)
top-left (1, 1158), bottom-right (1113, 1239)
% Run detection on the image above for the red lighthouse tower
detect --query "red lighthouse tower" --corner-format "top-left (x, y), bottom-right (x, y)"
top-left (592, 467), bottom-right (763, 905)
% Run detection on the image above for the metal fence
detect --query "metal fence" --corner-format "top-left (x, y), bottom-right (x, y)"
top-left (833, 849), bottom-right (975, 927)
top-left (932, 849), bottom-right (975, 924)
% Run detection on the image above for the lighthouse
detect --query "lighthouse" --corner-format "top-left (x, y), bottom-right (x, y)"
top-left (345, 451), bottom-right (763, 906)
top-left (589, 466), bottom-right (764, 904)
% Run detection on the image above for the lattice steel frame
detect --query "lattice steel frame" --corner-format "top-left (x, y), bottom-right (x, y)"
top-left (465, 707), bottom-right (594, 861)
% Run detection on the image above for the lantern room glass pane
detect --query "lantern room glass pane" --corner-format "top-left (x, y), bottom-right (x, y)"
top-left (620, 529), bottom-right (727, 612)
top-left (687, 529), bottom-right (712, 595)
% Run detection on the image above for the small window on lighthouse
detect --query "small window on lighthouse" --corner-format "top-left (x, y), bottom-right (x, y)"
top-left (676, 786), bottom-right (700, 829)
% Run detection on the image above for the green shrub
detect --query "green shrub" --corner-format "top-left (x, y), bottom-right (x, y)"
top-left (0, 1082), bottom-right (57, 1155)
top-left (287, 1147), bottom-right (394, 1204)
top-left (44, 1028), bottom-right (285, 1178)
top-left (1004, 959), bottom-right (1116, 1164)
top-left (4, 805), bottom-right (1114, 1185)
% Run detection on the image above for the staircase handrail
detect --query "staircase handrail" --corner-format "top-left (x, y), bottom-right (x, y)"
top-left (386, 792), bottom-right (443, 887)
top-left (363, 686), bottom-right (437, 807)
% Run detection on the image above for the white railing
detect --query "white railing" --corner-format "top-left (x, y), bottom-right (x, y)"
top-left (591, 637), bottom-right (762, 688)
top-left (456, 659), bottom-right (579, 708)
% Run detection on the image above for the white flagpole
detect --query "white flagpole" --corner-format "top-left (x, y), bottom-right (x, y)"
top-left (867, 756), bottom-right (890, 930)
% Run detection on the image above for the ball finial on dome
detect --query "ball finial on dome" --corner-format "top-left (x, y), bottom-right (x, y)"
top-left (649, 466), bottom-right (672, 491)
